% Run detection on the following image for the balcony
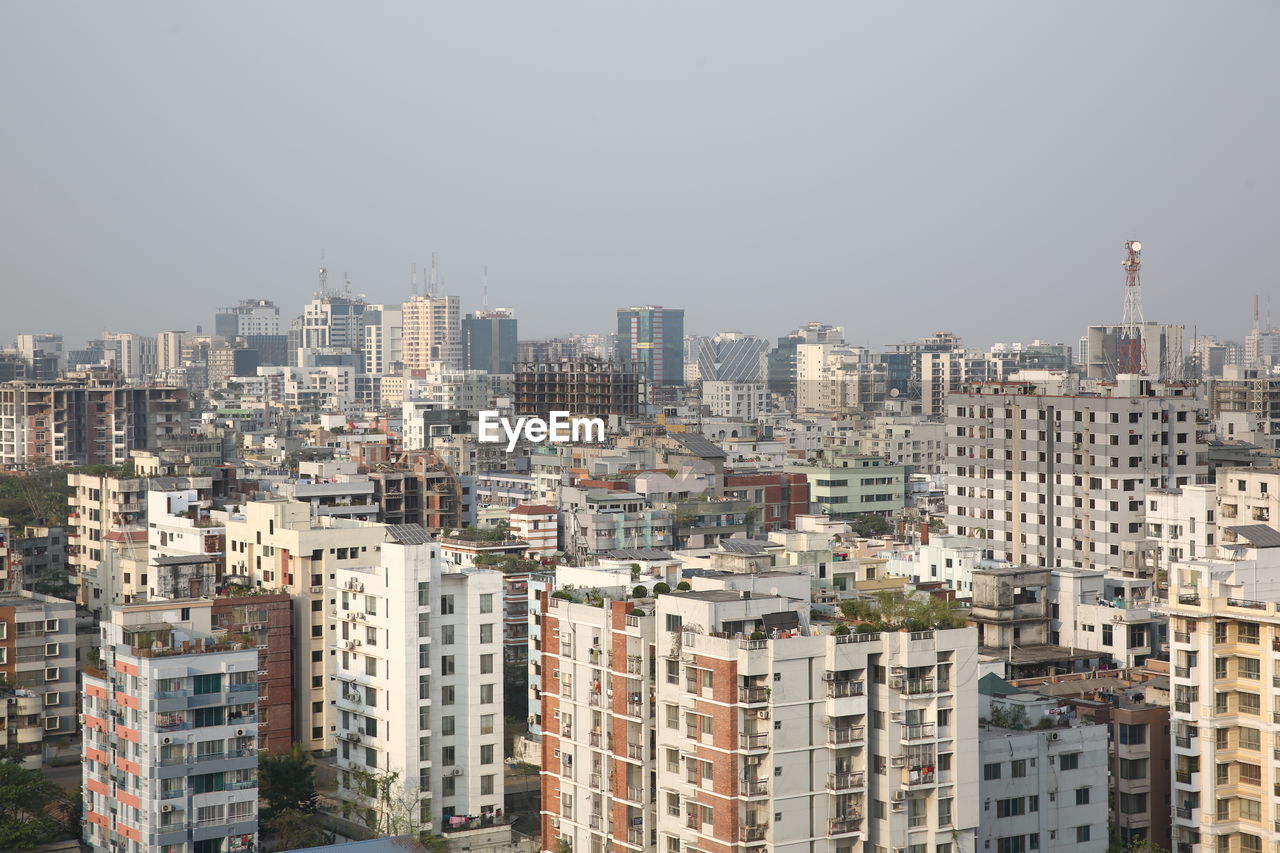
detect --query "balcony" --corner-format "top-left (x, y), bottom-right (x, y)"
top-left (743, 824), bottom-right (768, 843)
top-left (626, 655), bottom-right (644, 675)
top-left (627, 827), bottom-right (644, 847)
top-left (1174, 701), bottom-right (1191, 714)
top-left (1174, 666), bottom-right (1190, 678)
top-left (826, 771), bottom-right (865, 791)
top-left (589, 732), bottom-right (602, 748)
top-left (826, 680), bottom-right (864, 699)
top-left (1175, 806), bottom-right (1192, 819)
top-left (626, 786), bottom-right (643, 803)
top-left (906, 768), bottom-right (937, 787)
top-left (902, 723), bottom-right (936, 741)
top-left (1175, 735), bottom-right (1192, 748)
top-left (901, 677), bottom-right (935, 695)
top-left (626, 742), bottom-right (644, 760)
top-left (828, 817), bottom-right (862, 837)
top-left (740, 732), bottom-right (770, 751)
top-left (739, 686), bottom-right (769, 705)
top-left (1173, 631), bottom-right (1191, 643)
top-left (1175, 770), bottom-right (1194, 784)
top-left (828, 726), bottom-right (864, 746)
top-left (740, 778), bottom-right (768, 797)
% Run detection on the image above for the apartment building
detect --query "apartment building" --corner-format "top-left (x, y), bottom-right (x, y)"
top-left (331, 524), bottom-right (505, 834)
top-left (1145, 484), bottom-right (1218, 568)
top-left (0, 516), bottom-right (15, 590)
top-left (1216, 467), bottom-right (1280, 540)
top-left (82, 600), bottom-right (259, 853)
top-left (858, 417), bottom-right (947, 475)
top-left (210, 591), bottom-right (295, 753)
top-left (403, 293), bottom-right (462, 370)
top-left (224, 499), bottom-right (387, 750)
top-left (702, 381), bottom-right (768, 420)
top-left (1049, 568), bottom-right (1161, 667)
top-left (509, 504), bottom-right (559, 559)
top-left (0, 591), bottom-right (76, 766)
top-left (945, 376), bottom-right (1207, 571)
top-left (539, 584), bottom-right (980, 853)
top-left (977, 690), bottom-right (1109, 853)
top-left (0, 374), bottom-right (189, 469)
top-left (784, 450), bottom-right (906, 520)
top-left (1167, 552), bottom-right (1280, 853)
top-left (514, 358), bottom-right (646, 419)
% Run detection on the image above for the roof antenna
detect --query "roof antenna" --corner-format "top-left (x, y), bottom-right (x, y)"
top-left (318, 249), bottom-right (328, 297)
top-left (411, 263), bottom-right (418, 297)
top-left (483, 266), bottom-right (489, 310)
top-left (429, 252), bottom-right (440, 298)
top-left (344, 273), bottom-right (352, 297)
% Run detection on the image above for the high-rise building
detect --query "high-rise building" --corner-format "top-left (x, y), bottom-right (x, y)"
top-left (82, 600), bottom-right (260, 853)
top-left (514, 358), bottom-right (645, 419)
top-left (1167, 550), bottom-right (1280, 853)
top-left (463, 309), bottom-right (518, 374)
top-left (157, 331), bottom-right (187, 372)
top-left (767, 322), bottom-right (844, 402)
top-left (297, 290), bottom-right (369, 366)
top-left (696, 332), bottom-right (770, 382)
top-left (224, 500), bottom-right (387, 751)
top-left (331, 524), bottom-right (505, 835)
top-left (538, 585), bottom-right (980, 853)
top-left (1084, 323), bottom-right (1186, 382)
top-left (216, 299), bottom-right (282, 338)
top-left (362, 303), bottom-right (404, 377)
top-left (0, 375), bottom-right (190, 470)
top-left (617, 306), bottom-right (685, 388)
top-left (15, 333), bottom-right (64, 380)
top-left (403, 294), bottom-right (461, 371)
top-left (945, 375), bottom-right (1208, 570)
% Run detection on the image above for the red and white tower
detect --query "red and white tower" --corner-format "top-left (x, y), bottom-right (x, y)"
top-left (1118, 239), bottom-right (1147, 375)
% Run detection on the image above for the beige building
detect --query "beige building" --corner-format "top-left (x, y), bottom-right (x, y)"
top-left (224, 499), bottom-right (386, 750)
top-left (402, 294), bottom-right (461, 371)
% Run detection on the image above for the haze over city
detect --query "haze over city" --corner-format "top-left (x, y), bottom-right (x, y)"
top-left (3, 1), bottom-right (1279, 347)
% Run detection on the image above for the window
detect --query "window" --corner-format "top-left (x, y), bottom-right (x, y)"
top-left (1010, 759), bottom-right (1027, 778)
top-left (997, 798), bottom-right (1026, 818)
top-left (441, 746), bottom-right (455, 766)
top-left (983, 763), bottom-right (1001, 780)
top-left (480, 714), bottom-right (495, 735)
top-left (1076, 827), bottom-right (1090, 843)
top-left (481, 774), bottom-right (495, 795)
top-left (1118, 758), bottom-right (1147, 779)
top-left (480, 744), bottom-right (494, 765)
top-left (440, 595), bottom-right (455, 615)
top-left (479, 593), bottom-right (493, 614)
top-left (418, 582), bottom-right (430, 606)
top-left (1059, 752), bottom-right (1080, 770)
top-left (442, 776), bottom-right (455, 797)
top-left (1239, 657), bottom-right (1261, 680)
top-left (1239, 727), bottom-right (1260, 751)
top-left (441, 686), bottom-right (455, 705)
top-left (480, 684), bottom-right (494, 704)
top-left (1074, 787), bottom-right (1090, 805)
top-left (193, 674), bottom-right (222, 695)
top-left (1239, 692), bottom-right (1261, 715)
top-left (441, 625), bottom-right (455, 645)
top-left (440, 716), bottom-right (455, 736)
top-left (997, 837), bottom-right (1026, 853)
top-left (480, 623), bottom-right (493, 644)
top-left (440, 656), bottom-right (455, 676)
top-left (480, 654), bottom-right (494, 674)
top-left (1118, 723), bottom-right (1146, 744)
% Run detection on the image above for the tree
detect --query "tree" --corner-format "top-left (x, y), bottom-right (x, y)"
top-left (343, 769), bottom-right (425, 838)
top-left (266, 809), bottom-right (334, 852)
top-left (260, 743), bottom-right (319, 823)
top-left (0, 760), bottom-right (70, 849)
top-left (848, 514), bottom-right (892, 537)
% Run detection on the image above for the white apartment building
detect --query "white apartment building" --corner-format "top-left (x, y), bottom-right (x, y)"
top-left (879, 535), bottom-right (989, 594)
top-left (1167, 551), bottom-right (1280, 853)
top-left (225, 499), bottom-right (387, 750)
top-left (702, 381), bottom-right (768, 420)
top-left (1145, 484), bottom-right (1218, 567)
top-left (977, 691), bottom-right (1109, 853)
top-left (363, 304), bottom-right (404, 377)
top-left (331, 524), bottom-right (505, 835)
top-left (859, 417), bottom-right (947, 474)
top-left (1049, 569), bottom-right (1161, 667)
top-left (540, 583), bottom-right (980, 853)
top-left (946, 376), bottom-right (1207, 571)
top-left (82, 600), bottom-right (259, 853)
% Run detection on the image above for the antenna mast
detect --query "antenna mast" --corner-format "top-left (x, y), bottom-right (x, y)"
top-left (411, 263), bottom-right (418, 297)
top-left (1118, 240), bottom-right (1146, 375)
top-left (483, 265), bottom-right (489, 310)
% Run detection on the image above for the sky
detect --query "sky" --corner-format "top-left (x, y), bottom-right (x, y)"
top-left (2, 2), bottom-right (1278, 350)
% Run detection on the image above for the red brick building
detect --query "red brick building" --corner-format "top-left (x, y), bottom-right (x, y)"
top-left (211, 591), bottom-right (294, 752)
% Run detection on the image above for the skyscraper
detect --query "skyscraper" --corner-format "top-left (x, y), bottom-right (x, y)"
top-left (463, 309), bottom-right (518, 374)
top-left (403, 294), bottom-right (461, 371)
top-left (616, 305), bottom-right (684, 387)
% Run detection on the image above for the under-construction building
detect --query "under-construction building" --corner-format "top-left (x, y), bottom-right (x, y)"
top-left (514, 357), bottom-right (645, 419)
top-left (0, 373), bottom-right (190, 469)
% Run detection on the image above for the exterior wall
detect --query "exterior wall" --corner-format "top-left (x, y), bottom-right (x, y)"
top-left (1049, 570), bottom-right (1160, 667)
top-left (785, 452), bottom-right (907, 519)
top-left (945, 382), bottom-right (1208, 571)
top-left (210, 593), bottom-right (294, 753)
top-left (977, 723), bottom-right (1110, 853)
top-left (0, 592), bottom-right (76, 767)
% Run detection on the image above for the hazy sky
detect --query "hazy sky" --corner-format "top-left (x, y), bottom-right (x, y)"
top-left (3, 2), bottom-right (1278, 350)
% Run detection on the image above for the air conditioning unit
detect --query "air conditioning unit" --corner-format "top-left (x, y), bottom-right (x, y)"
top-left (550, 818), bottom-right (560, 829)
top-left (889, 711), bottom-right (904, 723)
top-left (889, 677), bottom-right (904, 689)
top-left (892, 791), bottom-right (906, 802)
top-left (449, 767), bottom-right (463, 777)
top-left (161, 804), bottom-right (173, 813)
top-left (756, 710), bottom-right (770, 720)
top-left (744, 755), bottom-right (761, 766)
top-left (235, 729), bottom-right (246, 737)
top-left (1049, 732), bottom-right (1059, 741)
top-left (161, 736), bottom-right (173, 745)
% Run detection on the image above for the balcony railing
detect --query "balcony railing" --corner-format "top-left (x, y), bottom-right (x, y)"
top-left (739, 686), bottom-right (769, 704)
top-left (828, 726), bottom-right (864, 745)
top-left (827, 680), bottom-right (865, 699)
top-left (1175, 770), bottom-right (1193, 784)
top-left (1174, 701), bottom-right (1191, 713)
top-left (740, 778), bottom-right (768, 797)
top-left (903, 677), bottom-right (935, 695)
top-left (627, 827), bottom-right (644, 846)
top-left (1174, 666), bottom-right (1190, 678)
top-left (903, 723), bottom-right (936, 740)
top-left (1174, 735), bottom-right (1192, 748)
top-left (626, 656), bottom-right (644, 675)
top-left (1175, 806), bottom-right (1192, 819)
top-left (828, 817), bottom-right (862, 836)
top-left (740, 732), bottom-right (770, 750)
top-left (626, 743), bottom-right (644, 760)
top-left (826, 771), bottom-right (865, 791)
top-left (627, 786), bottom-right (643, 803)
top-left (1174, 631), bottom-right (1191, 643)
top-left (743, 824), bottom-right (768, 843)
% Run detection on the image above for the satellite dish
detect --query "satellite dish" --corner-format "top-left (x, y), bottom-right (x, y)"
top-left (1130, 241), bottom-right (1142, 252)
top-left (890, 388), bottom-right (900, 398)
